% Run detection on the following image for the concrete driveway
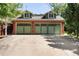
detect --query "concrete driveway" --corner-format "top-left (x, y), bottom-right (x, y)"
top-left (0, 35), bottom-right (79, 56)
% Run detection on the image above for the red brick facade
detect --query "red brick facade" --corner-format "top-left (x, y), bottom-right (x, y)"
top-left (12, 19), bottom-right (64, 35)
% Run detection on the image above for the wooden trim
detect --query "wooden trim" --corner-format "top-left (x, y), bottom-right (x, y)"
top-left (60, 22), bottom-right (64, 35)
top-left (12, 22), bottom-right (16, 34)
top-left (32, 21), bottom-right (35, 33)
top-left (13, 19), bottom-right (64, 23)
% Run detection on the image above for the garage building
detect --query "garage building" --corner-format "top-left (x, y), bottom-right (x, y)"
top-left (12, 11), bottom-right (64, 35)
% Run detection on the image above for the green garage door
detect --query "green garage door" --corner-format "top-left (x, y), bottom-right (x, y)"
top-left (48, 24), bottom-right (55, 34)
top-left (16, 26), bottom-right (24, 34)
top-left (41, 24), bottom-right (47, 34)
top-left (35, 24), bottom-right (41, 34)
top-left (16, 23), bottom-right (31, 34)
top-left (55, 24), bottom-right (61, 34)
top-left (24, 24), bottom-right (31, 34)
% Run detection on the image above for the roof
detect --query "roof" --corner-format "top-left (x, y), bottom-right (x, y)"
top-left (56, 15), bottom-right (64, 20)
top-left (16, 15), bottom-right (64, 20)
top-left (16, 10), bottom-right (64, 21)
top-left (32, 15), bottom-right (43, 19)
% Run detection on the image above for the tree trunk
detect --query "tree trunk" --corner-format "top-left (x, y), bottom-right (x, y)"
top-left (5, 18), bottom-right (7, 37)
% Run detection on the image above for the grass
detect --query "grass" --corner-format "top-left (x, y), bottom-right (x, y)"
top-left (64, 32), bottom-right (79, 41)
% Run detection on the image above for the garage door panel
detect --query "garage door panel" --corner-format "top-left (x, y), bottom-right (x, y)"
top-left (16, 26), bottom-right (24, 34)
top-left (48, 26), bottom-right (55, 34)
top-left (24, 26), bottom-right (31, 33)
top-left (55, 25), bottom-right (61, 34)
top-left (41, 26), bottom-right (47, 34)
top-left (35, 26), bottom-right (41, 33)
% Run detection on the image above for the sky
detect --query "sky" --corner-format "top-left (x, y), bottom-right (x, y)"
top-left (21, 3), bottom-right (51, 14)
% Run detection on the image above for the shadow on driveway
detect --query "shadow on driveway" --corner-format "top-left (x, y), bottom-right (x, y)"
top-left (42, 35), bottom-right (79, 55)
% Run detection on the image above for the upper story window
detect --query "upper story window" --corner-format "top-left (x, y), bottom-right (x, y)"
top-left (18, 10), bottom-right (32, 19)
top-left (21, 13), bottom-right (32, 19)
top-left (42, 11), bottom-right (56, 19)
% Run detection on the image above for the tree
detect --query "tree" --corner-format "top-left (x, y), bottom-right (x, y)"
top-left (63, 3), bottom-right (79, 38)
top-left (0, 3), bottom-right (22, 36)
top-left (49, 3), bottom-right (67, 15)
